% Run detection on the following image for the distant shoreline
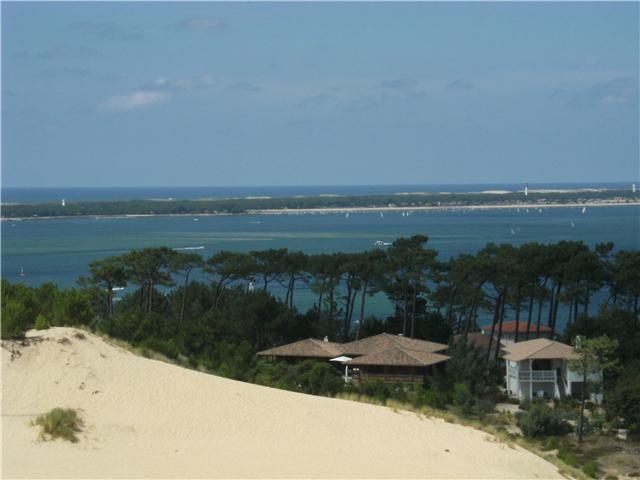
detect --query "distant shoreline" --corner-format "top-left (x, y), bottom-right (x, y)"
top-left (2, 199), bottom-right (638, 222)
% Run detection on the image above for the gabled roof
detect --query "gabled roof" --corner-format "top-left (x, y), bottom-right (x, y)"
top-left (345, 346), bottom-right (449, 367)
top-left (481, 320), bottom-right (552, 334)
top-left (339, 333), bottom-right (447, 357)
top-left (502, 338), bottom-right (580, 362)
top-left (257, 338), bottom-right (343, 359)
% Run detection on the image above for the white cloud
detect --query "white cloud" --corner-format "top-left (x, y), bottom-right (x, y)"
top-left (100, 90), bottom-right (170, 112)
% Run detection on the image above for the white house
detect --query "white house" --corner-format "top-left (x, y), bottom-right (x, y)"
top-left (502, 338), bottom-right (602, 403)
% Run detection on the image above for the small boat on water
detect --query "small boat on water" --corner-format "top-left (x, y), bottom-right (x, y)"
top-left (374, 240), bottom-right (392, 246)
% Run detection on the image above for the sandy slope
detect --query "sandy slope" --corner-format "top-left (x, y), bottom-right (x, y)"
top-left (2, 328), bottom-right (563, 479)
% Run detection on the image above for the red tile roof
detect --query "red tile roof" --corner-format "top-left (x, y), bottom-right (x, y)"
top-left (481, 320), bottom-right (551, 334)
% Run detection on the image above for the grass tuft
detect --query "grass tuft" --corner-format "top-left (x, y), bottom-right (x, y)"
top-left (33, 408), bottom-right (83, 443)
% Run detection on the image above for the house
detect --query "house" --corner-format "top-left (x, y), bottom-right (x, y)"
top-left (256, 333), bottom-right (449, 384)
top-left (481, 320), bottom-right (552, 345)
top-left (502, 338), bottom-right (602, 403)
top-left (339, 333), bottom-right (447, 357)
top-left (256, 338), bottom-right (343, 362)
top-left (345, 346), bottom-right (448, 383)
top-left (342, 333), bottom-right (449, 384)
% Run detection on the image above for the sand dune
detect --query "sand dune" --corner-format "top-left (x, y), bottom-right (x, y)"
top-left (2, 327), bottom-right (563, 479)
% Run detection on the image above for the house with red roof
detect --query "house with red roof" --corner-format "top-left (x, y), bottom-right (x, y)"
top-left (481, 320), bottom-right (552, 345)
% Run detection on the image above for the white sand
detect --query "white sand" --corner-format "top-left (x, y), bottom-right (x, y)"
top-left (2, 327), bottom-right (563, 479)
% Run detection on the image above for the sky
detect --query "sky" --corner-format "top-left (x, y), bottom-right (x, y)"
top-left (2, 1), bottom-right (639, 188)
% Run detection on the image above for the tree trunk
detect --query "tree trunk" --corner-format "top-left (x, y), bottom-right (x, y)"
top-left (583, 288), bottom-right (590, 315)
top-left (179, 270), bottom-right (191, 324)
top-left (410, 281), bottom-right (418, 338)
top-left (525, 295), bottom-right (534, 341)
top-left (356, 280), bottom-right (368, 340)
top-left (514, 286), bottom-right (522, 343)
top-left (402, 287), bottom-right (408, 336)
top-left (578, 367), bottom-right (587, 443)
top-left (288, 275), bottom-right (295, 309)
top-left (446, 287), bottom-right (457, 332)
top-left (485, 295), bottom-right (501, 363)
top-left (106, 281), bottom-right (113, 318)
top-left (494, 293), bottom-right (506, 362)
top-left (550, 283), bottom-right (562, 338)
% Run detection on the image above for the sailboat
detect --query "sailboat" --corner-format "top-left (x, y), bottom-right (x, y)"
top-left (582, 206), bottom-right (587, 214)
top-left (20, 267), bottom-right (25, 278)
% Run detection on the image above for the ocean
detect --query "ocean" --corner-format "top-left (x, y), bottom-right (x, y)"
top-left (2, 185), bottom-right (639, 322)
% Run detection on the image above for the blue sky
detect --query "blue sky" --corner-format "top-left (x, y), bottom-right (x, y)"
top-left (2, 2), bottom-right (638, 187)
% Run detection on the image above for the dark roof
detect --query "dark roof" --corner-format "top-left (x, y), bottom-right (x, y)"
top-left (339, 333), bottom-right (447, 357)
top-left (257, 338), bottom-right (343, 359)
top-left (481, 320), bottom-right (552, 334)
top-left (346, 346), bottom-right (449, 367)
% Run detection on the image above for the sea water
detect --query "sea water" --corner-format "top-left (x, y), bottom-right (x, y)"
top-left (2, 186), bottom-right (639, 323)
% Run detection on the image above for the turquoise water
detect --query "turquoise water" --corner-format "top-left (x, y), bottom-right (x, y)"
top-left (3, 205), bottom-right (638, 290)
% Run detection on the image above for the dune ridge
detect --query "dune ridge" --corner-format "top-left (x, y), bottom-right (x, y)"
top-left (2, 327), bottom-right (563, 479)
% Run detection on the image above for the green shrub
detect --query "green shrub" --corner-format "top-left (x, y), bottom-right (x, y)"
top-left (453, 382), bottom-right (475, 416)
top-left (543, 436), bottom-right (560, 450)
top-left (557, 445), bottom-right (578, 467)
top-left (358, 379), bottom-right (391, 403)
top-left (35, 314), bottom-right (50, 330)
top-left (475, 398), bottom-right (496, 416)
top-left (33, 408), bottom-right (83, 442)
top-left (295, 360), bottom-right (344, 396)
top-left (418, 385), bottom-right (449, 409)
top-left (582, 460), bottom-right (599, 478)
top-left (516, 404), bottom-right (573, 437)
top-left (139, 337), bottom-right (180, 360)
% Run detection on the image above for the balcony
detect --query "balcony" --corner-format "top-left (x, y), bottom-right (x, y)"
top-left (518, 370), bottom-right (556, 382)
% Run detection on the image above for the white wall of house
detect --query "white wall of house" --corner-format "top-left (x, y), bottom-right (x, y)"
top-left (505, 358), bottom-right (603, 403)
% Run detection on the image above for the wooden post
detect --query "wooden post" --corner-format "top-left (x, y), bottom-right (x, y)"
top-left (529, 359), bottom-right (533, 400)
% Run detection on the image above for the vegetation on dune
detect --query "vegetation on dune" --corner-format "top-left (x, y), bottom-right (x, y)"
top-left (32, 408), bottom-right (83, 443)
top-left (2, 189), bottom-right (638, 219)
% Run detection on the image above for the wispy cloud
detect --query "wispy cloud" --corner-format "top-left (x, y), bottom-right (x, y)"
top-left (67, 21), bottom-right (145, 41)
top-left (99, 90), bottom-right (170, 112)
top-left (143, 75), bottom-right (215, 92)
top-left (100, 74), bottom-right (215, 112)
top-left (294, 78), bottom-right (428, 113)
top-left (446, 79), bottom-right (474, 91)
top-left (551, 77), bottom-right (638, 108)
top-left (167, 17), bottom-right (227, 32)
top-left (344, 78), bottom-right (426, 111)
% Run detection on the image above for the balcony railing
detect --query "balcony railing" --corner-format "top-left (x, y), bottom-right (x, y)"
top-left (518, 370), bottom-right (556, 382)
